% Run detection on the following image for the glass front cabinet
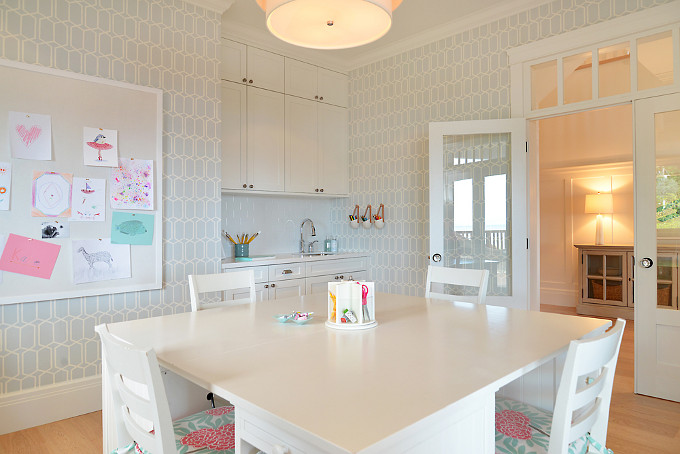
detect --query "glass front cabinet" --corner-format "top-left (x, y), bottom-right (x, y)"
top-left (575, 245), bottom-right (679, 319)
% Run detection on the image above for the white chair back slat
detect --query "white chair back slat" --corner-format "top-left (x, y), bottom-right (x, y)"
top-left (95, 324), bottom-right (178, 454)
top-left (425, 265), bottom-right (490, 304)
top-left (189, 270), bottom-right (256, 312)
top-left (548, 318), bottom-right (625, 454)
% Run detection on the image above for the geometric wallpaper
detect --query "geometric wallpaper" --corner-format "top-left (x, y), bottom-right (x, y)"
top-left (330, 0), bottom-right (672, 296)
top-left (0, 0), bottom-right (671, 401)
top-left (0, 0), bottom-right (221, 394)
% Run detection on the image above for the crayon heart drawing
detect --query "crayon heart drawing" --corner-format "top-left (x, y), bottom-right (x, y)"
top-left (15, 124), bottom-right (42, 147)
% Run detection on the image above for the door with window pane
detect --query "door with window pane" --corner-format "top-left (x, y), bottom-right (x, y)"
top-left (429, 120), bottom-right (527, 309)
top-left (634, 93), bottom-right (680, 402)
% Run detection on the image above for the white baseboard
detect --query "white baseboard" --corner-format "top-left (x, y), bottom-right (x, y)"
top-left (0, 375), bottom-right (102, 435)
top-left (540, 286), bottom-right (577, 307)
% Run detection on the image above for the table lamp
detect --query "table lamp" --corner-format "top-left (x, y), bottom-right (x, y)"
top-left (585, 192), bottom-right (614, 245)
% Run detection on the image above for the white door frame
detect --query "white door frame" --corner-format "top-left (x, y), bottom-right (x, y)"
top-left (507, 3), bottom-right (680, 311)
top-left (429, 119), bottom-right (528, 310)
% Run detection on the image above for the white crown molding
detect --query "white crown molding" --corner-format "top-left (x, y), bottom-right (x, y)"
top-left (186, 0), bottom-right (236, 14)
top-left (507, 2), bottom-right (680, 65)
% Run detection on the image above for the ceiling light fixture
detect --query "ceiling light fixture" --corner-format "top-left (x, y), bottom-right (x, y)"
top-left (256, 0), bottom-right (402, 50)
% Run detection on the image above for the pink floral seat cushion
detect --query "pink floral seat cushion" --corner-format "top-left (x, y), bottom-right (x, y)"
top-left (495, 396), bottom-right (589, 454)
top-left (112, 405), bottom-right (236, 454)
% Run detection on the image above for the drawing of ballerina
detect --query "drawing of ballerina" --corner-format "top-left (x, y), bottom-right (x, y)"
top-left (83, 127), bottom-right (118, 167)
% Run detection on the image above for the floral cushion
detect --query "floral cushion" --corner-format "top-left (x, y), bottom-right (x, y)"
top-left (111, 406), bottom-right (236, 454)
top-left (495, 396), bottom-right (589, 454)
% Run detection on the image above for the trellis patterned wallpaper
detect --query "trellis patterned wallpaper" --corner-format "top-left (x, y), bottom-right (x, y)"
top-left (0, 0), bottom-right (221, 394)
top-left (330, 0), bottom-right (671, 296)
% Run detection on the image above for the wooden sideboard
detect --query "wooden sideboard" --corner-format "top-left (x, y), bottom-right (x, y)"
top-left (575, 244), bottom-right (679, 320)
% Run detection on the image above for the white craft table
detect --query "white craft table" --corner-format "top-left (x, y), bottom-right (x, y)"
top-left (103, 293), bottom-right (609, 453)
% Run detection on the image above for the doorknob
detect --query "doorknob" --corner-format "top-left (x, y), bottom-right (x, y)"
top-left (432, 253), bottom-right (442, 263)
top-left (640, 257), bottom-right (654, 268)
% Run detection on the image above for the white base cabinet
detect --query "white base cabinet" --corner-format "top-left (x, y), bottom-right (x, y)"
top-left (223, 256), bottom-right (368, 302)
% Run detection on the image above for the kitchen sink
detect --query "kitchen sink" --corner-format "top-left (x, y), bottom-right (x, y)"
top-left (299, 252), bottom-right (335, 256)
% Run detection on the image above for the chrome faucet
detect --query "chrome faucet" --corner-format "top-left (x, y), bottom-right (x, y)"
top-left (300, 218), bottom-right (316, 253)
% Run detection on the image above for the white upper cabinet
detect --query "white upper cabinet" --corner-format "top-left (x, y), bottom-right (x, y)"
top-left (285, 96), bottom-right (348, 195)
top-left (285, 59), bottom-right (348, 108)
top-left (318, 68), bottom-right (348, 108)
top-left (220, 39), bottom-right (285, 93)
top-left (221, 81), bottom-right (247, 190)
top-left (247, 87), bottom-right (285, 192)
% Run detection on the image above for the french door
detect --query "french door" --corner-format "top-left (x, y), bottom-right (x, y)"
top-left (429, 119), bottom-right (528, 309)
top-left (634, 93), bottom-right (680, 402)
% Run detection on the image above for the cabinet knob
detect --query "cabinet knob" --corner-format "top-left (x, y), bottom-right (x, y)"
top-left (339, 275), bottom-right (344, 280)
top-left (334, 276), bottom-right (339, 280)
top-left (314, 95), bottom-right (319, 99)
top-left (315, 188), bottom-right (319, 192)
top-left (242, 78), bottom-right (247, 83)
top-left (271, 283), bottom-right (276, 288)
top-left (320, 188), bottom-right (324, 192)
top-left (319, 96), bottom-right (323, 100)
top-left (242, 184), bottom-right (247, 188)
top-left (249, 79), bottom-right (253, 84)
top-left (264, 284), bottom-right (269, 288)
top-left (249, 184), bottom-right (253, 188)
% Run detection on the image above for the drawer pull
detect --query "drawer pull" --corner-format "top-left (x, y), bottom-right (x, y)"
top-left (282, 269), bottom-right (293, 274)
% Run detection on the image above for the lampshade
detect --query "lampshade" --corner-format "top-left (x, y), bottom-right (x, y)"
top-left (256, 0), bottom-right (402, 50)
top-left (585, 193), bottom-right (614, 214)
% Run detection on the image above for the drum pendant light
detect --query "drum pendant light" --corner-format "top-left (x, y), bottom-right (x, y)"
top-left (256, 0), bottom-right (402, 50)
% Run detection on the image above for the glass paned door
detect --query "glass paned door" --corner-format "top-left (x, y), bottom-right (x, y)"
top-left (429, 119), bottom-right (527, 309)
top-left (634, 93), bottom-right (680, 402)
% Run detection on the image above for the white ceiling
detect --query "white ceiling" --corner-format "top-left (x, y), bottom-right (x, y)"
top-left (221, 0), bottom-right (549, 72)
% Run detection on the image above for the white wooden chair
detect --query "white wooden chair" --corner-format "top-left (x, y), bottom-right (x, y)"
top-left (495, 318), bottom-right (626, 454)
top-left (425, 265), bottom-right (490, 304)
top-left (95, 324), bottom-right (237, 454)
top-left (188, 269), bottom-right (256, 312)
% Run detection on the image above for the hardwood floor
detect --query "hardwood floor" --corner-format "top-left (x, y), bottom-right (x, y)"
top-left (1, 306), bottom-right (678, 453)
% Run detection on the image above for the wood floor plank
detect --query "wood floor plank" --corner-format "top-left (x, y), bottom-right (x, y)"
top-left (1, 306), bottom-right (678, 453)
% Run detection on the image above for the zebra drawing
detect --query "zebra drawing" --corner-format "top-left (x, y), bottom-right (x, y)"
top-left (77, 247), bottom-right (113, 269)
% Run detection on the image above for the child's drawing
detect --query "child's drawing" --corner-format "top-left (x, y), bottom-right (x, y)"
top-left (83, 127), bottom-right (118, 167)
top-left (70, 177), bottom-right (105, 222)
top-left (32, 171), bottom-right (73, 217)
top-left (110, 158), bottom-right (154, 210)
top-left (0, 234), bottom-right (7, 284)
top-left (72, 239), bottom-right (130, 284)
top-left (41, 221), bottom-right (70, 239)
top-left (0, 162), bottom-right (11, 211)
top-left (9, 111), bottom-right (52, 160)
top-left (111, 211), bottom-right (154, 245)
top-left (0, 234), bottom-right (61, 279)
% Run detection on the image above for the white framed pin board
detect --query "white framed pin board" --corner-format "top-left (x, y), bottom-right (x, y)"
top-left (0, 59), bottom-right (163, 305)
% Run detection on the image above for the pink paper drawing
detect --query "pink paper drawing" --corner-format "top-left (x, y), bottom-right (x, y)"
top-left (32, 171), bottom-right (73, 217)
top-left (9, 111), bottom-right (52, 160)
top-left (0, 234), bottom-right (7, 284)
top-left (83, 127), bottom-right (118, 167)
top-left (110, 158), bottom-right (154, 210)
top-left (0, 234), bottom-right (61, 279)
top-left (70, 177), bottom-right (105, 222)
top-left (0, 162), bottom-right (11, 211)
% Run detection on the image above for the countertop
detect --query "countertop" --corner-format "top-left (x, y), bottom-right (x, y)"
top-left (221, 252), bottom-right (368, 269)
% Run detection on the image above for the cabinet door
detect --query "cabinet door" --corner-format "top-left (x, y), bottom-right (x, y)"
top-left (224, 282), bottom-right (269, 302)
top-left (247, 87), bottom-right (285, 191)
top-left (220, 39), bottom-right (246, 83)
top-left (221, 81), bottom-right (247, 190)
top-left (247, 47), bottom-right (284, 92)
top-left (285, 59), bottom-right (318, 101)
top-left (285, 96), bottom-right (318, 193)
top-left (305, 271), bottom-right (369, 295)
top-left (268, 278), bottom-right (305, 300)
top-left (317, 104), bottom-right (348, 195)
top-left (317, 68), bottom-right (348, 108)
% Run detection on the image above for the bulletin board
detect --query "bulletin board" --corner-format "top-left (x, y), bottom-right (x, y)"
top-left (0, 59), bottom-right (163, 305)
